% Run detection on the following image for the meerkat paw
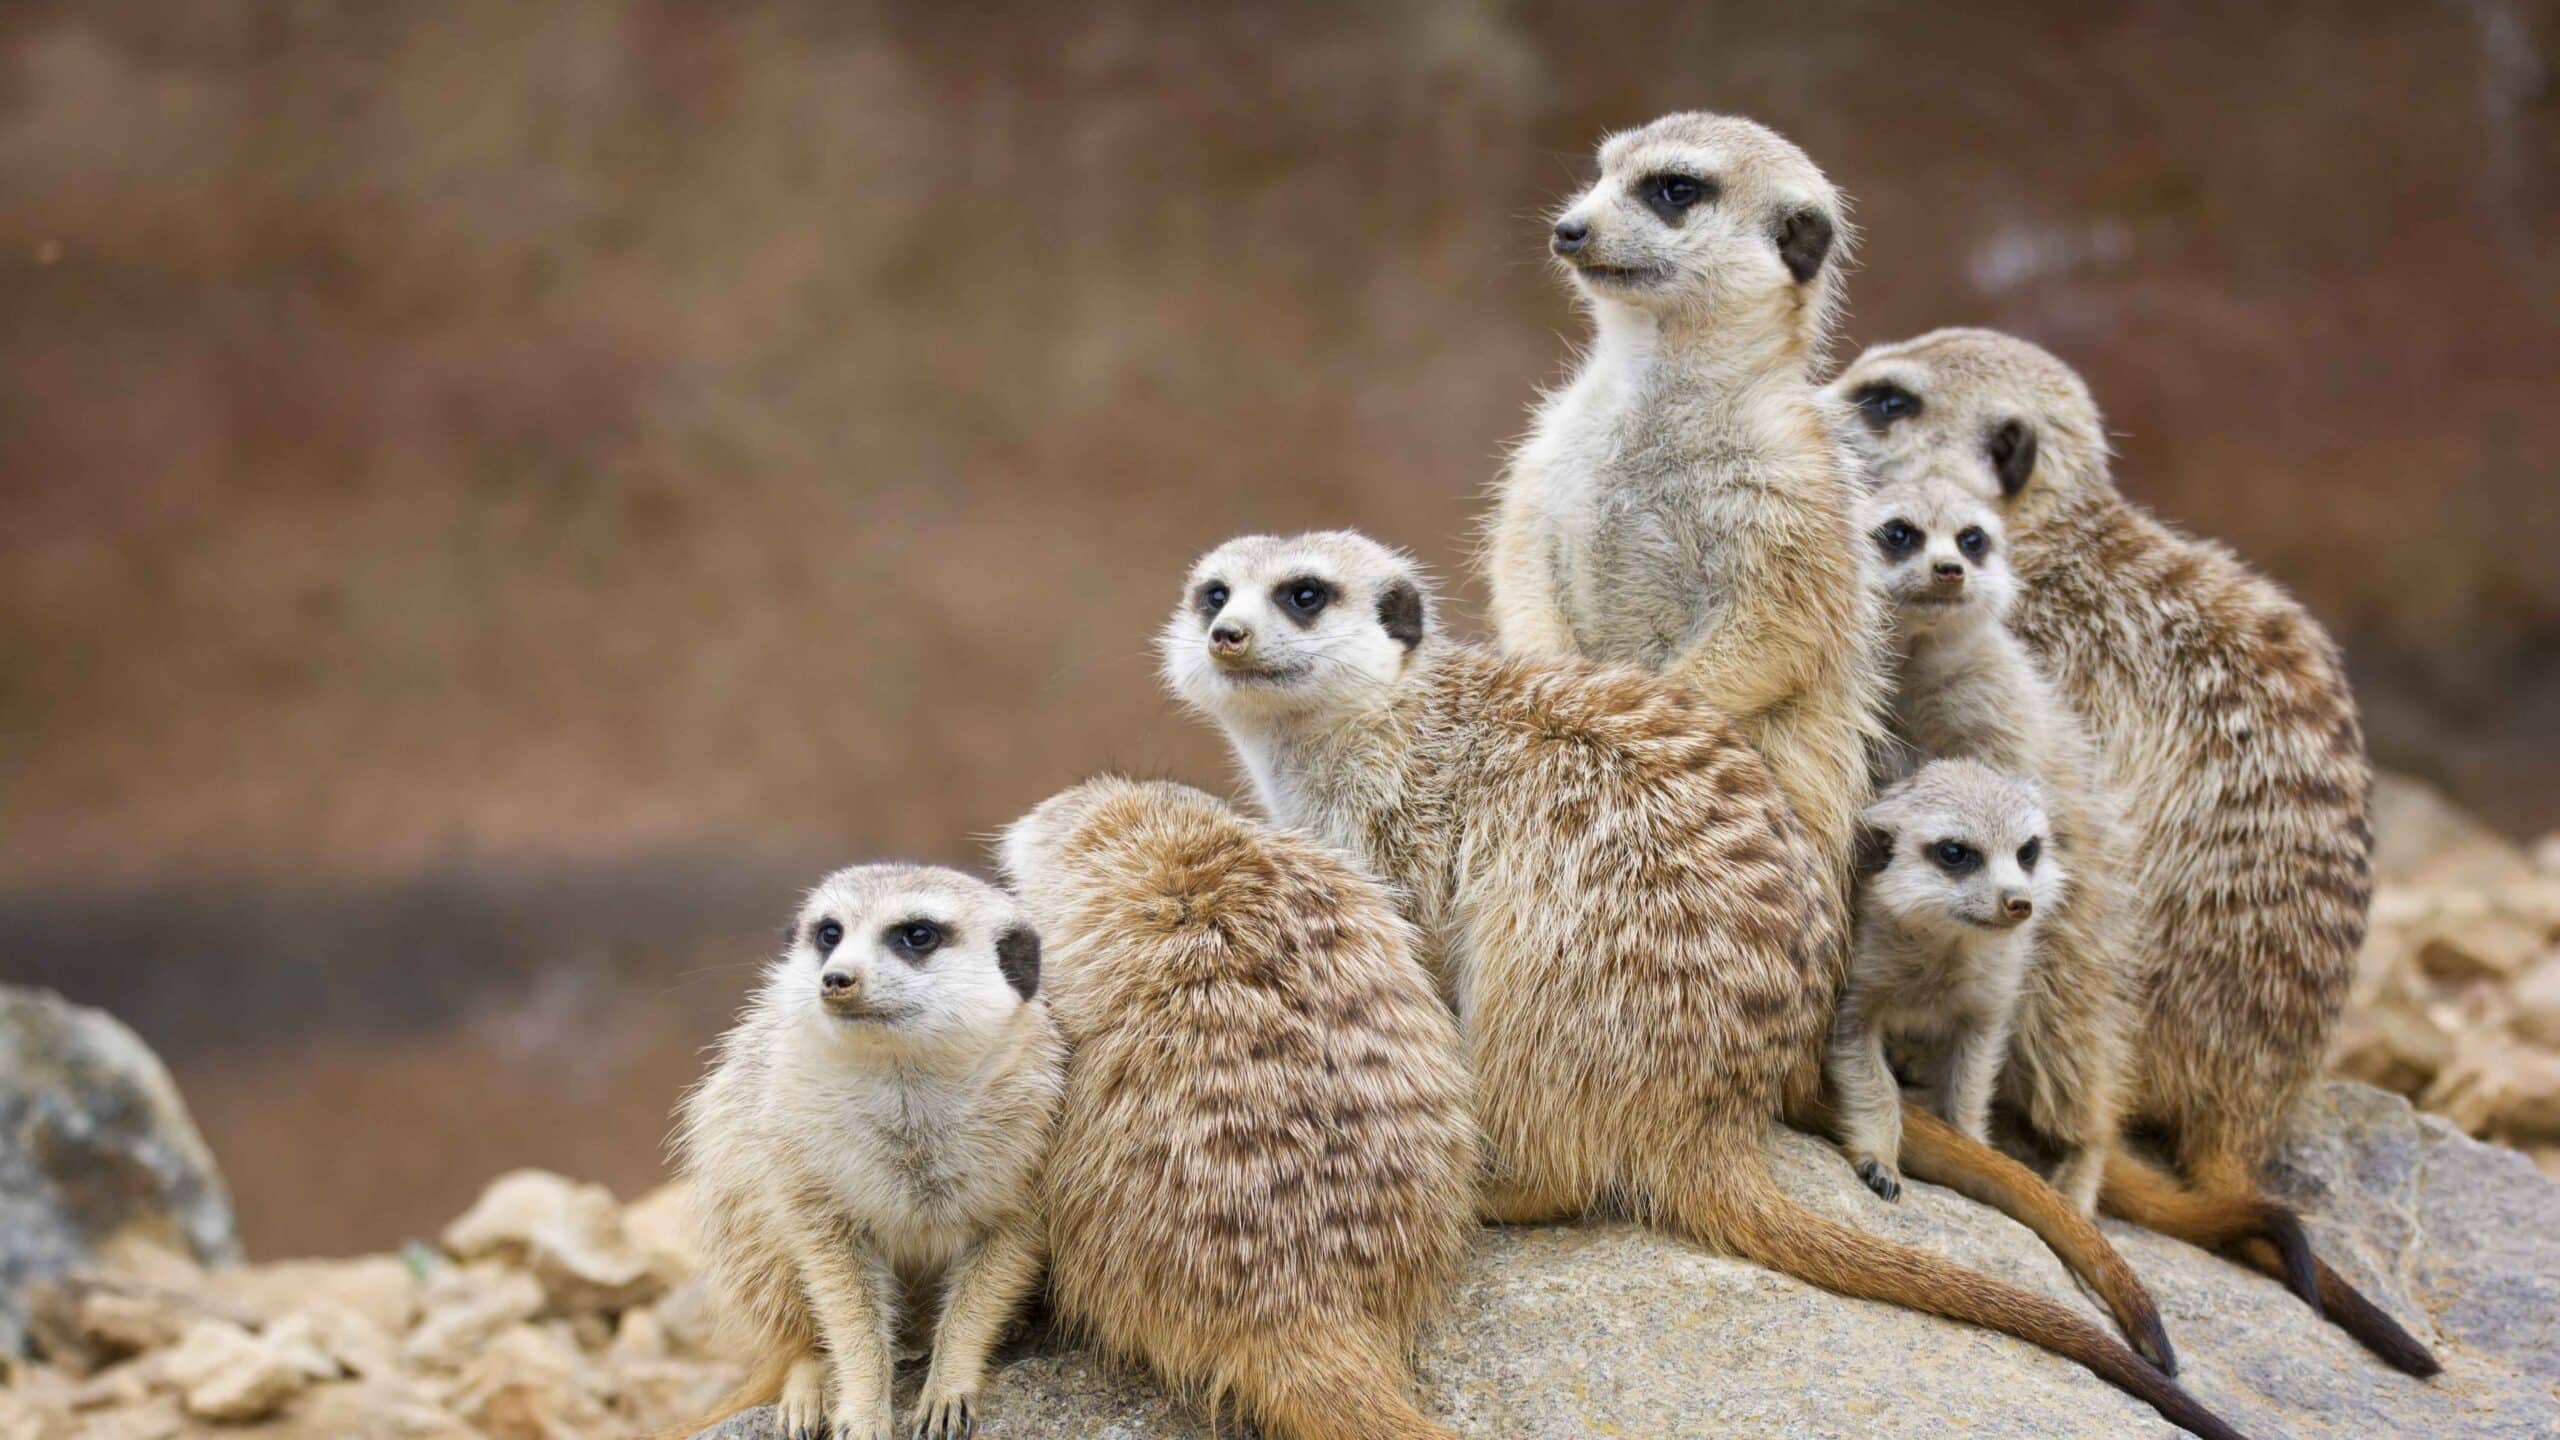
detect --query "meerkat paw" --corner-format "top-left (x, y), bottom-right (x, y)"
top-left (1855, 1158), bottom-right (1904, 1202)
top-left (827, 1396), bottom-right (897, 1440)
top-left (909, 1386), bottom-right (977, 1439)
top-left (777, 1356), bottom-right (828, 1439)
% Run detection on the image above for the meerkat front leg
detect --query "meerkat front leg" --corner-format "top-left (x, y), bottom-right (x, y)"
top-left (1828, 1004), bottom-right (1905, 1201)
top-left (1484, 489), bottom-right (1584, 660)
top-left (789, 1223), bottom-right (898, 1440)
top-left (1937, 1018), bottom-right (2011, 1144)
top-left (911, 1219), bottom-right (1042, 1439)
top-left (777, 1349), bottom-right (829, 1439)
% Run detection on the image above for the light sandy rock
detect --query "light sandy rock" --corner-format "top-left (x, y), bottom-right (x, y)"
top-left (204, 1256), bottom-right (419, 1338)
top-left (2513, 954), bottom-right (2560, 1050)
top-left (620, 1181), bottom-right (699, 1278)
top-left (160, 1319), bottom-right (312, 1423)
top-left (401, 1264), bottom-right (543, 1373)
top-left (688, 1082), bottom-right (2555, 1440)
top-left (441, 1171), bottom-right (665, 1317)
top-left (448, 1323), bottom-right (606, 1440)
top-left (2426, 1032), bottom-right (2560, 1146)
top-left (284, 1378), bottom-right (480, 1440)
top-left (648, 1279), bottom-right (728, 1361)
top-left (68, 1395), bottom-right (182, 1440)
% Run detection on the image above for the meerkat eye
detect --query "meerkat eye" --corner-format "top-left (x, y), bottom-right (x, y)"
top-left (1641, 173), bottom-right (1713, 222)
top-left (1852, 383), bottom-right (1920, 431)
top-left (886, 920), bottom-right (944, 957)
top-left (2017, 837), bottom-right (2042, 871)
top-left (1875, 520), bottom-right (1921, 557)
top-left (1274, 578), bottom-right (1335, 621)
top-left (813, 919), bottom-right (844, 953)
top-left (1930, 840), bottom-right (1981, 873)
top-left (1956, 526), bottom-right (1990, 559)
top-left (1195, 581), bottom-right (1230, 618)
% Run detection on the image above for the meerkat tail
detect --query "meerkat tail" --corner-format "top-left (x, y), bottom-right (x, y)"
top-left (2101, 1149), bottom-right (2310, 1291)
top-left (1223, 1323), bottom-right (1458, 1440)
top-left (1890, 1105), bottom-right (2175, 1375)
top-left (1672, 1158), bottom-right (2248, 1440)
top-left (642, 1347), bottom-right (793, 1440)
top-left (2230, 1237), bottom-right (2444, 1378)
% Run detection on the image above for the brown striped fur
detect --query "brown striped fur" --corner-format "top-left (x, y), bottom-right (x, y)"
top-left (1165, 530), bottom-right (2246, 1439)
top-left (1827, 327), bottom-right (2437, 1376)
top-left (999, 778), bottom-right (1477, 1440)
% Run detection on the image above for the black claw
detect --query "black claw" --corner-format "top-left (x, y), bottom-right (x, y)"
top-left (1855, 1159), bottom-right (1902, 1202)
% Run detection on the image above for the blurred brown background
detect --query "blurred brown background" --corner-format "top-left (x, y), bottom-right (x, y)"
top-left (3, 1), bottom-right (2555, 1257)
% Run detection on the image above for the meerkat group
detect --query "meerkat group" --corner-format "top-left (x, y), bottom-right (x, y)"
top-left (666, 111), bottom-right (2430, 1440)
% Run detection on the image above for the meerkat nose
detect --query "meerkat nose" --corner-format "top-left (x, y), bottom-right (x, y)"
top-left (1551, 218), bottom-right (1591, 255)
top-left (1209, 623), bottom-right (1250, 654)
top-left (2001, 894), bottom-right (2033, 921)
top-left (820, 969), bottom-right (858, 994)
top-left (1932, 561), bottom-right (1966, 583)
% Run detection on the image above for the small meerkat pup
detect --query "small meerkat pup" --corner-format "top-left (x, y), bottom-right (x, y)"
top-left (998, 778), bottom-right (1475, 1440)
top-left (1828, 326), bottom-right (2436, 1376)
top-left (1834, 760), bottom-right (2063, 1201)
top-left (1162, 530), bottom-right (2243, 1440)
top-left (1864, 474), bottom-right (2137, 1215)
top-left (1485, 111), bottom-right (1888, 923)
top-left (672, 865), bottom-right (1063, 1440)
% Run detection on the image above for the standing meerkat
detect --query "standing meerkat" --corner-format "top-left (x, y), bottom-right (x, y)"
top-left (1827, 326), bottom-right (2438, 1375)
top-left (1863, 474), bottom-right (2138, 1215)
top-left (1834, 760), bottom-right (2066, 1201)
top-left (1162, 529), bottom-right (2245, 1440)
top-left (672, 865), bottom-right (1063, 1440)
top-left (997, 777), bottom-right (1476, 1440)
top-left (1484, 111), bottom-right (1888, 919)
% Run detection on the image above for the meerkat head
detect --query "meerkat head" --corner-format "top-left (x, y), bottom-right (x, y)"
top-left (1827, 328), bottom-right (2111, 523)
top-left (770, 864), bottom-right (1041, 1054)
top-left (1862, 474), bottom-right (2018, 636)
top-left (1548, 112), bottom-right (1851, 347)
top-left (1858, 760), bottom-right (2063, 937)
top-left (996, 775), bottom-right (1214, 922)
top-left (1159, 530), bottom-right (1433, 730)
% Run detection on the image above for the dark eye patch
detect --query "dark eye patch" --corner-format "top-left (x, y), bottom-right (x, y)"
top-left (884, 919), bottom-right (944, 961)
top-left (1194, 580), bottom-right (1230, 619)
top-left (1640, 172), bottom-right (1716, 223)
top-left (2017, 837), bottom-right (2042, 871)
top-left (813, 918), bottom-right (844, 953)
top-left (1852, 383), bottom-right (1920, 432)
top-left (1874, 519), bottom-right (1921, 558)
top-left (1956, 526), bottom-right (1991, 559)
top-left (1273, 576), bottom-right (1335, 625)
top-left (1930, 839), bottom-right (1981, 873)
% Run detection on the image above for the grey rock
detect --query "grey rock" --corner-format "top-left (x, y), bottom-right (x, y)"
top-left (1, 985), bottom-right (240, 1357)
top-left (694, 1082), bottom-right (2558, 1438)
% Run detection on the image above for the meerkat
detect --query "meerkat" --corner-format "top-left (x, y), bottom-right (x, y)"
top-left (1160, 529), bottom-right (2244, 1440)
top-left (997, 777), bottom-right (1476, 1440)
top-left (1862, 474), bottom-right (2138, 1215)
top-left (670, 865), bottom-right (1064, 1440)
top-left (1834, 760), bottom-right (2065, 1202)
top-left (1484, 111), bottom-right (1889, 926)
top-left (1827, 326), bottom-right (2438, 1376)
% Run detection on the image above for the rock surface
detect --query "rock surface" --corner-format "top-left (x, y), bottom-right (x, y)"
top-left (691, 1084), bottom-right (2556, 1440)
top-left (0, 986), bottom-right (239, 1357)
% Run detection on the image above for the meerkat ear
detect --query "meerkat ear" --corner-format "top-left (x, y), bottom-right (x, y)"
top-left (1854, 824), bottom-right (1895, 879)
top-left (1988, 420), bottom-right (2038, 497)
top-left (1774, 206), bottom-right (1836, 284)
top-left (1376, 578), bottom-right (1426, 650)
top-left (994, 924), bottom-right (1040, 1001)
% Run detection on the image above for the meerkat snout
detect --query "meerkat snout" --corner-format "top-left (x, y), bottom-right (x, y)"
top-left (2000, 892), bottom-right (2035, 924)
top-left (1550, 217), bottom-right (1590, 256)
